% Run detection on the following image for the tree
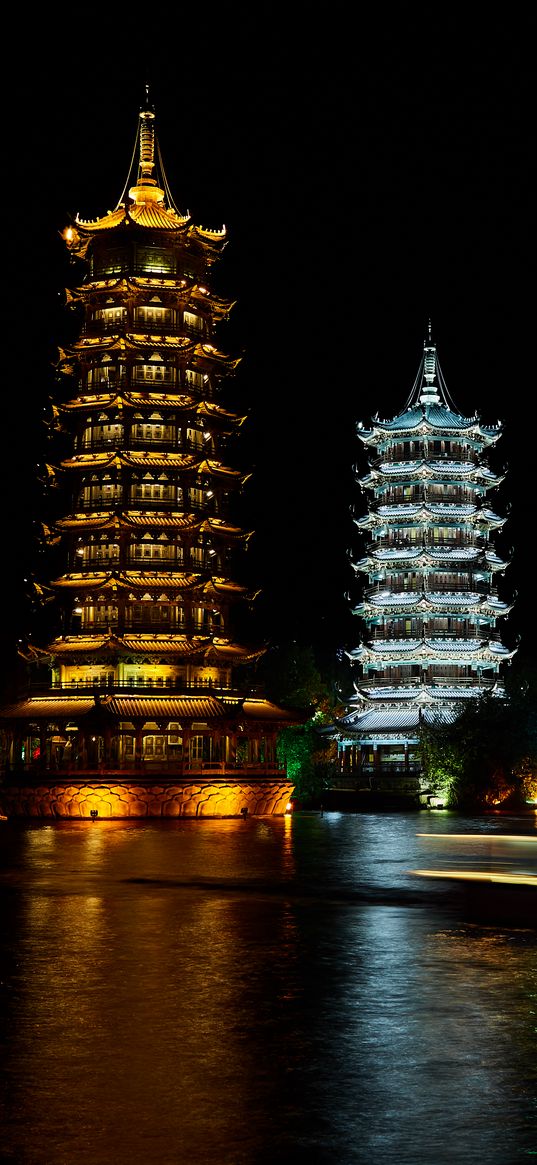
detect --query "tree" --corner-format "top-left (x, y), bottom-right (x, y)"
top-left (259, 643), bottom-right (342, 803)
top-left (419, 680), bottom-right (537, 809)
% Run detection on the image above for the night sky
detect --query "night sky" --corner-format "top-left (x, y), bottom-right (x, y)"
top-left (3, 19), bottom-right (535, 689)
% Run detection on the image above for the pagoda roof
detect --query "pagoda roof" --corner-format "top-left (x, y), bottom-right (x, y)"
top-left (63, 102), bottom-right (226, 251)
top-left (354, 591), bottom-right (511, 616)
top-left (73, 201), bottom-right (190, 234)
top-left (67, 278), bottom-right (234, 317)
top-left (349, 638), bottom-right (515, 663)
top-left (46, 632), bottom-right (263, 664)
top-left (202, 639), bottom-right (265, 663)
top-left (358, 405), bottom-right (500, 442)
top-left (59, 451), bottom-right (247, 482)
top-left (50, 571), bottom-right (248, 598)
top-left (335, 705), bottom-right (460, 736)
top-left (356, 504), bottom-right (505, 528)
top-left (60, 336), bottom-right (240, 370)
top-left (69, 212), bottom-right (226, 244)
top-left (362, 461), bottom-right (503, 487)
top-left (70, 334), bottom-right (195, 355)
top-left (54, 511), bottom-right (249, 539)
top-left (51, 570), bottom-right (200, 592)
top-left (355, 547), bottom-right (507, 573)
top-left (357, 331), bottom-right (501, 446)
top-left (58, 393), bottom-right (245, 427)
top-left (48, 633), bottom-right (210, 656)
top-left (354, 684), bottom-right (499, 702)
top-left (61, 451), bottom-right (197, 471)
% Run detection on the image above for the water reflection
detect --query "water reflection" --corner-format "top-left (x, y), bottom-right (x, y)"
top-left (0, 813), bottom-right (535, 1164)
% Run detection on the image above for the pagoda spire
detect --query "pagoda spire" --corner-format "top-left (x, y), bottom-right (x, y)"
top-left (401, 322), bottom-right (461, 413)
top-left (420, 322), bottom-right (439, 403)
top-left (127, 93), bottom-right (163, 205)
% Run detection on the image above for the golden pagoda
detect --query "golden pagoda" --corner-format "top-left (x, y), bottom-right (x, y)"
top-left (0, 98), bottom-right (295, 818)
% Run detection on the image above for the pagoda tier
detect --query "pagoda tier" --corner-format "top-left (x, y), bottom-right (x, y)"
top-left (0, 100), bottom-right (295, 815)
top-left (331, 329), bottom-right (515, 791)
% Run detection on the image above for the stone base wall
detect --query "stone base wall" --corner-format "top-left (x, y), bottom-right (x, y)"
top-left (0, 778), bottom-right (294, 819)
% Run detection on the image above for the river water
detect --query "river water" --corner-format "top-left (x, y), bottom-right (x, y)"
top-left (0, 811), bottom-right (535, 1165)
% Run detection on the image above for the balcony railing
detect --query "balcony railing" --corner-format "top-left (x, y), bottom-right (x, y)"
top-left (368, 629), bottom-right (500, 641)
top-left (72, 622), bottom-right (221, 635)
top-left (364, 583), bottom-right (494, 598)
top-left (79, 438), bottom-right (210, 455)
top-left (34, 681), bottom-right (256, 696)
top-left (75, 498), bottom-right (219, 512)
top-left (74, 379), bottom-right (209, 399)
top-left (5, 760), bottom-right (288, 779)
top-left (370, 538), bottom-right (487, 552)
top-left (373, 451), bottom-right (476, 466)
top-left (357, 676), bottom-right (499, 688)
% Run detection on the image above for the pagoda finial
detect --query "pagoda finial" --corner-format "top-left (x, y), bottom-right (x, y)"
top-left (426, 318), bottom-right (433, 345)
top-left (126, 95), bottom-right (164, 206)
top-left (138, 106), bottom-right (156, 186)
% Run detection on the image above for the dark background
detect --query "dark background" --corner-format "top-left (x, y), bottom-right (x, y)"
top-left (3, 17), bottom-right (535, 692)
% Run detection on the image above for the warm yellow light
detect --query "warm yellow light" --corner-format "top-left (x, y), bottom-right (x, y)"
top-left (65, 227), bottom-right (74, 242)
top-left (416, 834), bottom-right (537, 843)
top-left (411, 869), bottom-right (537, 887)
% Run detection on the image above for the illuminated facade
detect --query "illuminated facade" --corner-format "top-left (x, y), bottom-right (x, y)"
top-left (332, 330), bottom-right (515, 793)
top-left (0, 100), bottom-right (294, 817)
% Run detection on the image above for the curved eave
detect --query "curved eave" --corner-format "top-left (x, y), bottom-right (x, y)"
top-left (59, 452), bottom-right (245, 480)
top-left (356, 506), bottom-right (505, 528)
top-left (61, 452), bottom-right (197, 471)
top-left (355, 684), bottom-right (502, 702)
top-left (354, 549), bottom-right (485, 568)
top-left (54, 513), bottom-right (250, 543)
top-left (51, 571), bottom-right (200, 591)
top-left (48, 633), bottom-right (211, 656)
top-left (0, 697), bottom-right (98, 721)
top-left (61, 336), bottom-right (238, 370)
top-left (55, 511), bottom-right (204, 532)
top-left (52, 570), bottom-right (249, 596)
top-left (58, 394), bottom-right (244, 427)
top-left (240, 698), bottom-right (298, 724)
top-left (358, 408), bottom-right (500, 443)
top-left (59, 392), bottom-right (196, 414)
top-left (72, 203), bottom-right (191, 235)
top-left (70, 334), bottom-right (195, 355)
top-left (355, 593), bottom-right (512, 617)
top-left (197, 579), bottom-right (249, 600)
top-left (54, 512), bottom-right (249, 540)
top-left (354, 550), bottom-right (508, 573)
top-left (349, 639), bottom-right (515, 662)
top-left (363, 464), bottom-right (504, 488)
top-left (202, 640), bottom-right (266, 664)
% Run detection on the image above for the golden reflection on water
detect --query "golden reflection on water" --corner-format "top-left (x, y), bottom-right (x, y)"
top-left (2, 815), bottom-right (536, 1165)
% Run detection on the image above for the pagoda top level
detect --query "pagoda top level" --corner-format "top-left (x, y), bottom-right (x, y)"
top-left (65, 97), bottom-right (226, 246)
top-left (358, 325), bottom-right (501, 446)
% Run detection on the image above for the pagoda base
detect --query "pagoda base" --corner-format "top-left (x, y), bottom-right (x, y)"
top-left (0, 776), bottom-right (294, 819)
